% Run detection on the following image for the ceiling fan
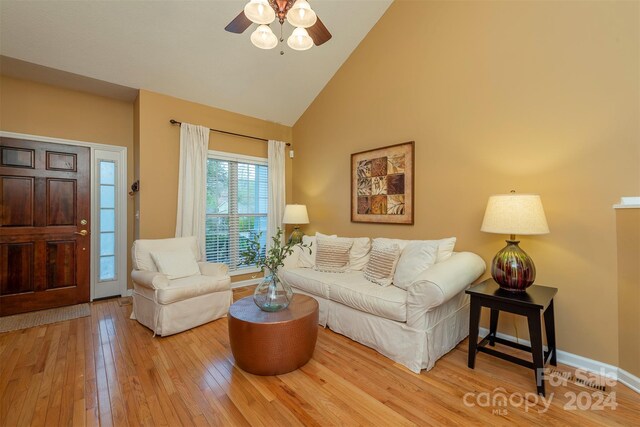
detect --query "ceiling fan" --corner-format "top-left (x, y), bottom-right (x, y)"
top-left (225, 0), bottom-right (332, 51)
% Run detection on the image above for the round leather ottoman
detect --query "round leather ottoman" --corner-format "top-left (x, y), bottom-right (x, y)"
top-left (228, 294), bottom-right (319, 375)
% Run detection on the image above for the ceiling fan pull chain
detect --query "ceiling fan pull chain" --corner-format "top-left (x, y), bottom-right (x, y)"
top-left (279, 22), bottom-right (285, 55)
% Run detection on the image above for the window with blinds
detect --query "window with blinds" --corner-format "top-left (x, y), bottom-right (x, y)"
top-left (205, 152), bottom-right (268, 273)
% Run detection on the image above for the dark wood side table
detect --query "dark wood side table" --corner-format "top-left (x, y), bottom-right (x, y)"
top-left (228, 294), bottom-right (319, 376)
top-left (466, 279), bottom-right (558, 396)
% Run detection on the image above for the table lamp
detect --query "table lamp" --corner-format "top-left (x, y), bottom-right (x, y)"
top-left (282, 204), bottom-right (309, 244)
top-left (481, 191), bottom-right (549, 292)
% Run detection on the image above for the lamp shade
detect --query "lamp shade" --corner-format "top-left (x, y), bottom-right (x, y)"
top-left (250, 24), bottom-right (278, 49)
top-left (287, 27), bottom-right (314, 51)
top-left (481, 194), bottom-right (549, 236)
top-left (286, 0), bottom-right (317, 28)
top-left (244, 0), bottom-right (275, 25)
top-left (282, 204), bottom-right (309, 224)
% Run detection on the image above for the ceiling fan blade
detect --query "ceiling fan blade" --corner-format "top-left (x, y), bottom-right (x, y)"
top-left (308, 16), bottom-right (332, 46)
top-left (225, 11), bottom-right (253, 34)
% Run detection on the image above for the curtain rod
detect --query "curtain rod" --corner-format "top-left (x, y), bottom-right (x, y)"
top-left (169, 119), bottom-right (291, 146)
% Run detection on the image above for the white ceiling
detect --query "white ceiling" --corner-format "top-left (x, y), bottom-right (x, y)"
top-left (0, 0), bottom-right (392, 126)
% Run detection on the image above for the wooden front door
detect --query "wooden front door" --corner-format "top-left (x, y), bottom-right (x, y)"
top-left (0, 137), bottom-right (91, 316)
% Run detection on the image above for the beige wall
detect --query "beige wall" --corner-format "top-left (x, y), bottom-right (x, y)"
top-left (136, 89), bottom-right (293, 283)
top-left (616, 209), bottom-right (640, 377)
top-left (0, 74), bottom-right (136, 287)
top-left (293, 0), bottom-right (639, 365)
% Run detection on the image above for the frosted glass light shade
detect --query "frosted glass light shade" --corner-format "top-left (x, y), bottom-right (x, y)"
top-left (282, 204), bottom-right (309, 224)
top-left (244, 0), bottom-right (275, 25)
top-left (250, 24), bottom-right (278, 49)
top-left (286, 0), bottom-right (317, 28)
top-left (481, 194), bottom-right (549, 235)
top-left (287, 27), bottom-right (313, 51)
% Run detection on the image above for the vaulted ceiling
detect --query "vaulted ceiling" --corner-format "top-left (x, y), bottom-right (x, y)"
top-left (0, 0), bottom-right (392, 126)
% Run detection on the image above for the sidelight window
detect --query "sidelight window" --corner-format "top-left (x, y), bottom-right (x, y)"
top-left (98, 160), bottom-right (116, 281)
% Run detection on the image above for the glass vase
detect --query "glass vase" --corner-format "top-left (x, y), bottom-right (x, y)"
top-left (253, 272), bottom-right (293, 312)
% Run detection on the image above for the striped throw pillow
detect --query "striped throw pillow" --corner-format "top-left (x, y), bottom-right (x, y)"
top-left (364, 241), bottom-right (401, 286)
top-left (314, 236), bottom-right (353, 273)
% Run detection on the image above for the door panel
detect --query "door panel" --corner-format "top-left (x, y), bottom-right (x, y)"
top-left (47, 241), bottom-right (77, 288)
top-left (0, 243), bottom-right (34, 294)
top-left (1, 146), bottom-right (35, 168)
top-left (1, 176), bottom-right (34, 226)
top-left (0, 137), bottom-right (90, 316)
top-left (46, 152), bottom-right (77, 171)
top-left (47, 179), bottom-right (77, 225)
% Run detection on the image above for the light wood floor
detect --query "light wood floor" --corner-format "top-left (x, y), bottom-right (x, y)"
top-left (1, 287), bottom-right (638, 426)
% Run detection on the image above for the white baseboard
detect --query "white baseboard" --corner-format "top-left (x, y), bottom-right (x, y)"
top-left (478, 327), bottom-right (639, 393)
top-left (618, 368), bottom-right (640, 394)
top-left (231, 278), bottom-right (261, 289)
top-left (122, 289), bottom-right (133, 297)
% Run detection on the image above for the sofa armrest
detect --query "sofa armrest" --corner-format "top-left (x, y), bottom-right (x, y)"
top-left (131, 270), bottom-right (170, 290)
top-left (406, 252), bottom-right (486, 328)
top-left (198, 262), bottom-right (229, 278)
top-left (282, 245), bottom-right (303, 270)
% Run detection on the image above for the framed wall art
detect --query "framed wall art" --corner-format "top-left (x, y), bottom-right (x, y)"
top-left (351, 141), bottom-right (414, 224)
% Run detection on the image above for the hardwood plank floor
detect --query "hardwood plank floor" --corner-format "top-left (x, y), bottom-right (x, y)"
top-left (0, 287), bottom-right (638, 426)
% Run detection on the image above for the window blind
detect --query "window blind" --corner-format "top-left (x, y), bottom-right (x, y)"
top-left (205, 155), bottom-right (268, 272)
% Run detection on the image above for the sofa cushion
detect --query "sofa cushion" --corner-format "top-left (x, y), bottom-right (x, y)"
top-left (330, 273), bottom-right (407, 322)
top-left (393, 241), bottom-right (438, 290)
top-left (280, 268), bottom-right (335, 298)
top-left (364, 241), bottom-right (401, 286)
top-left (135, 274), bottom-right (230, 305)
top-left (314, 236), bottom-right (353, 272)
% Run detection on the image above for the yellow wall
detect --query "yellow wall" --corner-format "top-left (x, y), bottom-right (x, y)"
top-left (616, 209), bottom-right (640, 377)
top-left (0, 75), bottom-right (136, 287)
top-left (136, 89), bottom-right (293, 283)
top-left (293, 0), bottom-right (639, 365)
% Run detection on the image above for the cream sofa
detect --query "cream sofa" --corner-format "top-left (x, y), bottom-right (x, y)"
top-left (280, 235), bottom-right (486, 373)
top-left (130, 236), bottom-right (232, 336)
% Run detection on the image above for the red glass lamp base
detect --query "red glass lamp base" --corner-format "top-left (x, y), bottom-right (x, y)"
top-left (491, 240), bottom-right (536, 292)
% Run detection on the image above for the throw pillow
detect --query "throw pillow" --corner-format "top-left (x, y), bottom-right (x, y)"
top-left (364, 241), bottom-right (402, 287)
top-left (150, 250), bottom-right (200, 280)
top-left (373, 237), bottom-right (410, 251)
top-left (393, 241), bottom-right (439, 290)
top-left (349, 237), bottom-right (372, 271)
top-left (374, 237), bottom-right (456, 263)
top-left (436, 237), bottom-right (456, 262)
top-left (314, 236), bottom-right (353, 272)
top-left (297, 233), bottom-right (337, 268)
top-left (298, 235), bottom-right (317, 268)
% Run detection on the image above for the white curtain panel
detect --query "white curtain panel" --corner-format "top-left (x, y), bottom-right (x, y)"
top-left (175, 123), bottom-right (209, 259)
top-left (267, 140), bottom-right (286, 251)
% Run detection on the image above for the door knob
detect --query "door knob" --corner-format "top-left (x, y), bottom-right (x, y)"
top-left (74, 230), bottom-right (88, 236)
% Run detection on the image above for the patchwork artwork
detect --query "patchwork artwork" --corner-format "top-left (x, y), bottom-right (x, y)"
top-left (351, 142), bottom-right (414, 224)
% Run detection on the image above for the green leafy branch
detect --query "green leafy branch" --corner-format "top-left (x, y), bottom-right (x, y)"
top-left (240, 228), bottom-right (312, 274)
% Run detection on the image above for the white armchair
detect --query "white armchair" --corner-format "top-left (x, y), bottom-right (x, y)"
top-left (130, 236), bottom-right (232, 336)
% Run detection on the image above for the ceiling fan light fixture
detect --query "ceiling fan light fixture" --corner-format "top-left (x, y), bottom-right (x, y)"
top-left (287, 27), bottom-right (313, 51)
top-left (286, 0), bottom-right (317, 28)
top-left (250, 24), bottom-right (278, 49)
top-left (244, 0), bottom-right (275, 25)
